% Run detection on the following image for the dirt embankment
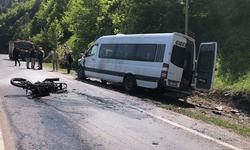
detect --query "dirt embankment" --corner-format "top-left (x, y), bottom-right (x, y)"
top-left (186, 90), bottom-right (250, 128)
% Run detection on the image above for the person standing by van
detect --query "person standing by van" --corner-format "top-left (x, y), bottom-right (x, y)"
top-left (30, 47), bottom-right (37, 69)
top-left (37, 47), bottom-right (44, 70)
top-left (66, 50), bottom-right (73, 74)
top-left (13, 45), bottom-right (21, 66)
top-left (78, 53), bottom-right (85, 67)
top-left (25, 49), bottom-right (31, 69)
top-left (51, 48), bottom-right (59, 71)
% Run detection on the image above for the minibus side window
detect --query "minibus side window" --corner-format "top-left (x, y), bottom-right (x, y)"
top-left (171, 45), bottom-right (186, 68)
top-left (115, 44), bottom-right (136, 60)
top-left (135, 44), bottom-right (156, 62)
top-left (99, 44), bottom-right (116, 58)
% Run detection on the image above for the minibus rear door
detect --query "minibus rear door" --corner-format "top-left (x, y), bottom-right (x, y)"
top-left (194, 42), bottom-right (217, 92)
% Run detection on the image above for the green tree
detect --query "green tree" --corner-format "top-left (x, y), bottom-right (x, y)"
top-left (2, 0), bottom-right (250, 88)
top-left (63, 0), bottom-right (109, 55)
top-left (0, 0), bottom-right (37, 51)
top-left (47, 18), bottom-right (64, 49)
top-left (30, 0), bottom-right (54, 37)
top-left (206, 0), bottom-right (250, 83)
top-left (114, 0), bottom-right (184, 34)
top-left (30, 0), bottom-right (69, 52)
top-left (13, 12), bottom-right (31, 40)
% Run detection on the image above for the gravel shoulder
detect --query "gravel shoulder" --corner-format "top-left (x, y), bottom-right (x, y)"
top-left (186, 91), bottom-right (250, 129)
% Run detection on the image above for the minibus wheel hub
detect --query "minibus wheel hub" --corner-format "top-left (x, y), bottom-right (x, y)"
top-left (123, 76), bottom-right (136, 92)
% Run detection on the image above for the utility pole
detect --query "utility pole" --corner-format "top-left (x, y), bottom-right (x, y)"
top-left (185, 0), bottom-right (189, 35)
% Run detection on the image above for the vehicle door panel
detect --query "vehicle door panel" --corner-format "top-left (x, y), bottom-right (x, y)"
top-left (194, 42), bottom-right (217, 91)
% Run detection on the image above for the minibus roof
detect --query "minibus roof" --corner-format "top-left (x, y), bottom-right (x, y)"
top-left (97, 32), bottom-right (195, 43)
top-left (173, 32), bottom-right (195, 42)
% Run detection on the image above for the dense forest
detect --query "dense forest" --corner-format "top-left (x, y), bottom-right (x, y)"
top-left (0, 0), bottom-right (30, 14)
top-left (0, 0), bottom-right (250, 90)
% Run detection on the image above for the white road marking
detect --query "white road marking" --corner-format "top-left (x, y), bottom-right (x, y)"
top-left (0, 128), bottom-right (4, 150)
top-left (145, 111), bottom-right (243, 150)
top-left (0, 98), bottom-right (5, 150)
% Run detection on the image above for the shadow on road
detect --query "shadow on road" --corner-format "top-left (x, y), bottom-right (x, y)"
top-left (3, 59), bottom-right (12, 61)
top-left (74, 78), bottom-right (195, 109)
top-left (4, 94), bottom-right (27, 98)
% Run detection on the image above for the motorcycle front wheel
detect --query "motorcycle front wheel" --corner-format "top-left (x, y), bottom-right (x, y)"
top-left (10, 78), bottom-right (31, 88)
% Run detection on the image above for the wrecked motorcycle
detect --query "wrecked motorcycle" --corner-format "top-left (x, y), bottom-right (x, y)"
top-left (10, 78), bottom-right (67, 98)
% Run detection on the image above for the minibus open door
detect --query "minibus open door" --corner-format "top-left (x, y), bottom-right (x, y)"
top-left (194, 42), bottom-right (217, 92)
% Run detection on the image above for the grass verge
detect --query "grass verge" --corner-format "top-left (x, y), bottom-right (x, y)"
top-left (214, 72), bottom-right (250, 92)
top-left (43, 63), bottom-right (77, 76)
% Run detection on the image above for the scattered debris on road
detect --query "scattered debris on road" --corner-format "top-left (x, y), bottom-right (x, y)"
top-left (212, 110), bottom-right (222, 115)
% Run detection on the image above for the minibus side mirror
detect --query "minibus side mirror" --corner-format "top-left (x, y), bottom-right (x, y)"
top-left (84, 50), bottom-right (88, 57)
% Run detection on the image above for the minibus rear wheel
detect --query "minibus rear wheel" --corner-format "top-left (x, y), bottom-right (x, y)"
top-left (123, 76), bottom-right (137, 92)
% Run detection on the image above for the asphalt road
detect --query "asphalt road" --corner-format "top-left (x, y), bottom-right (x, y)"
top-left (0, 54), bottom-right (249, 150)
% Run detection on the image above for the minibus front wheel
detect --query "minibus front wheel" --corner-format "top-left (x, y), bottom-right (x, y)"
top-left (123, 76), bottom-right (137, 92)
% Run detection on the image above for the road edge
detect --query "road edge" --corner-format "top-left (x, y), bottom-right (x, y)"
top-left (0, 95), bottom-right (16, 150)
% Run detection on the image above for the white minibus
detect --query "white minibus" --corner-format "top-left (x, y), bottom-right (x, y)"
top-left (77, 32), bottom-right (217, 94)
